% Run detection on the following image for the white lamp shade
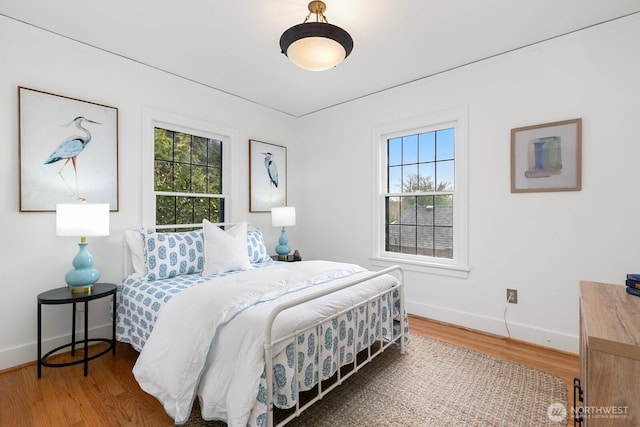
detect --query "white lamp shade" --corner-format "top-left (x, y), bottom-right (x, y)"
top-left (271, 206), bottom-right (296, 227)
top-left (56, 203), bottom-right (110, 237)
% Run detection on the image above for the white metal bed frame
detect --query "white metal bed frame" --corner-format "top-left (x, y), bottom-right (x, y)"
top-left (264, 265), bottom-right (406, 427)
top-left (122, 225), bottom-right (406, 426)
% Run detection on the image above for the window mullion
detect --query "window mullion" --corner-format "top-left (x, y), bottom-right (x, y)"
top-left (384, 191), bottom-right (453, 198)
top-left (154, 191), bottom-right (227, 199)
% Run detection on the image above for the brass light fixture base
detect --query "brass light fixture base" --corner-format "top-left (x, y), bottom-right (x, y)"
top-left (308, 1), bottom-right (326, 15)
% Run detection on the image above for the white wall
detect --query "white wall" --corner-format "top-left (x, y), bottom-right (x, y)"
top-left (292, 14), bottom-right (640, 353)
top-left (0, 16), bottom-right (296, 370)
top-left (2, 13), bottom-right (638, 371)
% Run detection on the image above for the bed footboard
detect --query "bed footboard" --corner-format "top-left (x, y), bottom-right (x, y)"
top-left (263, 265), bottom-right (406, 427)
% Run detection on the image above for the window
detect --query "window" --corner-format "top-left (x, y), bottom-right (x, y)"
top-left (372, 108), bottom-right (468, 275)
top-left (386, 128), bottom-right (454, 257)
top-left (142, 108), bottom-right (234, 229)
top-left (153, 128), bottom-right (224, 227)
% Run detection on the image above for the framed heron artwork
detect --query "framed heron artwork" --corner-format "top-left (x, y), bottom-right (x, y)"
top-left (249, 139), bottom-right (287, 212)
top-left (18, 87), bottom-right (118, 211)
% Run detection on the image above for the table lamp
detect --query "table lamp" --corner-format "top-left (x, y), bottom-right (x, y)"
top-left (271, 206), bottom-right (296, 260)
top-left (56, 202), bottom-right (110, 293)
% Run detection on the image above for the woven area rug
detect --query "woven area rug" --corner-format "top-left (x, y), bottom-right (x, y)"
top-left (178, 334), bottom-right (568, 426)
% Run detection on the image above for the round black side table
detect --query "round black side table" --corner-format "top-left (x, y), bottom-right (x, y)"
top-left (37, 283), bottom-right (117, 377)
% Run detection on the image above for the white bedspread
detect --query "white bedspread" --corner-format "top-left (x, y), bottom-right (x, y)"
top-left (133, 260), bottom-right (392, 426)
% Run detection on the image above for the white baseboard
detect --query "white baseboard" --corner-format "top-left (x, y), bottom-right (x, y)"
top-left (0, 323), bottom-right (114, 372)
top-left (406, 300), bottom-right (579, 354)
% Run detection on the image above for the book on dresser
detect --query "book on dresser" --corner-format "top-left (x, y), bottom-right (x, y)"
top-left (626, 274), bottom-right (640, 287)
top-left (626, 286), bottom-right (640, 297)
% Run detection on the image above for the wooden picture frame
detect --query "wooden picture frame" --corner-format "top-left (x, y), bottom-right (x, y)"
top-left (510, 118), bottom-right (582, 193)
top-left (18, 87), bottom-right (118, 211)
top-left (249, 139), bottom-right (286, 212)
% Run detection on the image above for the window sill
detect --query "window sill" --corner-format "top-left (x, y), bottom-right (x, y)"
top-left (368, 256), bottom-right (470, 279)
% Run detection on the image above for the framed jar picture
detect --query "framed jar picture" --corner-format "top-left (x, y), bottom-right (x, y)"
top-left (510, 118), bottom-right (582, 193)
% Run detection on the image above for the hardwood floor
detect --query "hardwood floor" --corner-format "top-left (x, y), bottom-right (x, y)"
top-left (0, 315), bottom-right (578, 426)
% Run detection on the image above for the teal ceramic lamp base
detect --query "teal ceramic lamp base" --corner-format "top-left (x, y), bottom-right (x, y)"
top-left (65, 241), bottom-right (100, 293)
top-left (275, 228), bottom-right (291, 260)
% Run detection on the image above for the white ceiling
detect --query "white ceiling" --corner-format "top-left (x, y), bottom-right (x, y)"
top-left (2, 1), bottom-right (639, 117)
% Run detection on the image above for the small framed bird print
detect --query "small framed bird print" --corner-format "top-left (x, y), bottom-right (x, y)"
top-left (18, 87), bottom-right (118, 211)
top-left (249, 139), bottom-right (286, 212)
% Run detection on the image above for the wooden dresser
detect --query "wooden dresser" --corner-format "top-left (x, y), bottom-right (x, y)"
top-left (577, 281), bottom-right (640, 426)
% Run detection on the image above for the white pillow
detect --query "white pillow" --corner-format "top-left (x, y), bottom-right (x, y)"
top-left (125, 229), bottom-right (145, 277)
top-left (202, 220), bottom-right (252, 276)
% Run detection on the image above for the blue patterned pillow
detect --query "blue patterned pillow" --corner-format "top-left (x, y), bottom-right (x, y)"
top-left (247, 227), bottom-right (271, 264)
top-left (142, 229), bottom-right (204, 281)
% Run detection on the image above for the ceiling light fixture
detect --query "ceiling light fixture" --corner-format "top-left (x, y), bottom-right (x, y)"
top-left (280, 1), bottom-right (354, 71)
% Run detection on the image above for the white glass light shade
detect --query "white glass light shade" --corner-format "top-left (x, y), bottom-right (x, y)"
top-left (279, 1), bottom-right (354, 72)
top-left (271, 206), bottom-right (296, 227)
top-left (56, 203), bottom-right (110, 237)
top-left (287, 36), bottom-right (347, 71)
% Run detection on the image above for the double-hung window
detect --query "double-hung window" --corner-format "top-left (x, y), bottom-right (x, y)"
top-left (153, 128), bottom-right (224, 228)
top-left (372, 108), bottom-right (468, 275)
top-left (142, 108), bottom-right (233, 229)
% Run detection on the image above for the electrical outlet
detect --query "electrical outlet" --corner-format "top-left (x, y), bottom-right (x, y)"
top-left (507, 288), bottom-right (518, 304)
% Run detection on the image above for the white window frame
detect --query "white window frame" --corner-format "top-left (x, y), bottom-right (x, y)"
top-left (141, 107), bottom-right (236, 228)
top-left (370, 107), bottom-right (469, 277)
